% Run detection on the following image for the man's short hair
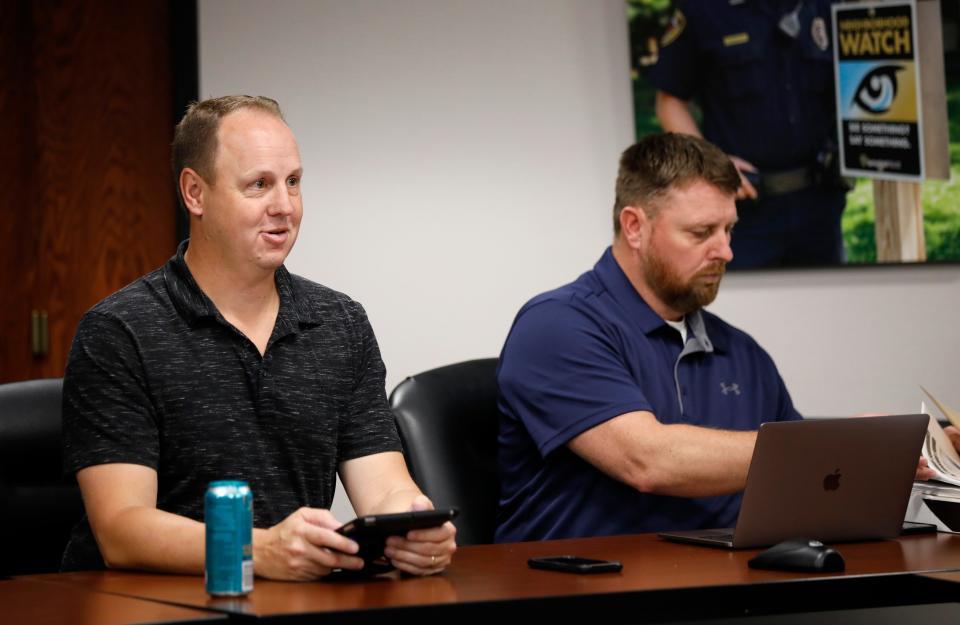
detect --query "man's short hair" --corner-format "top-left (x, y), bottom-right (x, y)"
top-left (613, 133), bottom-right (740, 234)
top-left (171, 95), bottom-right (285, 208)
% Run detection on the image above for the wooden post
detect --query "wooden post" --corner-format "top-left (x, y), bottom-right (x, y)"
top-left (873, 179), bottom-right (925, 262)
top-left (872, 0), bottom-right (949, 263)
top-left (917, 0), bottom-right (950, 180)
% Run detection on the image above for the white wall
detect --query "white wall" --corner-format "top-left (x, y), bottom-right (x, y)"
top-left (711, 264), bottom-right (960, 417)
top-left (200, 0), bottom-right (627, 388)
top-left (199, 0), bottom-right (960, 516)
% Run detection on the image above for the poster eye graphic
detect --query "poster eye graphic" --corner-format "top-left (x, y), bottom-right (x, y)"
top-left (851, 65), bottom-right (903, 114)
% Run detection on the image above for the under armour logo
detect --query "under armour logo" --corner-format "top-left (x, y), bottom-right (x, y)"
top-left (720, 382), bottom-right (741, 396)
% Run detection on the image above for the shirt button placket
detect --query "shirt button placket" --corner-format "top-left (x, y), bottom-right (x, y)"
top-left (258, 353), bottom-right (273, 418)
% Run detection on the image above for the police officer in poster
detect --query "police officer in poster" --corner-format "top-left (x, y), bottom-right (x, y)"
top-left (647, 0), bottom-right (852, 268)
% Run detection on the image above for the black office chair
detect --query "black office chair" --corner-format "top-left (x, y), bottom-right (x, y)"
top-left (390, 359), bottom-right (500, 545)
top-left (0, 378), bottom-right (85, 575)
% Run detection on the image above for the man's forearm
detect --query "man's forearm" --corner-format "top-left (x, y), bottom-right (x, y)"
top-left (364, 485), bottom-right (424, 515)
top-left (655, 91), bottom-right (703, 137)
top-left (641, 422), bottom-right (756, 497)
top-left (340, 451), bottom-right (426, 516)
top-left (570, 411), bottom-right (757, 498)
top-left (96, 507), bottom-right (205, 574)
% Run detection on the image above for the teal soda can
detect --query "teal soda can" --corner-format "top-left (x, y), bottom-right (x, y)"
top-left (204, 480), bottom-right (253, 595)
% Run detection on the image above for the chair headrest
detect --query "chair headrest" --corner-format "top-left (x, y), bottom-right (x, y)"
top-left (0, 378), bottom-right (64, 482)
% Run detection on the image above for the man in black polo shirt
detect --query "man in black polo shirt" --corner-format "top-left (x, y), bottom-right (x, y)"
top-left (61, 96), bottom-right (456, 579)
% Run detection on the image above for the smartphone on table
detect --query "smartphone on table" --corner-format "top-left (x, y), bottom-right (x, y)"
top-left (527, 555), bottom-right (623, 574)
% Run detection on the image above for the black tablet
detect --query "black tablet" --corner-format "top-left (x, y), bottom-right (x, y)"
top-left (334, 508), bottom-right (459, 576)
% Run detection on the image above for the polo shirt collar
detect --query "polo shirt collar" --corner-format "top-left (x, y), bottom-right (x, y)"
top-left (163, 239), bottom-right (322, 330)
top-left (593, 247), bottom-right (665, 334)
top-left (593, 247), bottom-right (723, 353)
top-left (686, 308), bottom-right (720, 354)
top-left (164, 240), bottom-right (216, 324)
top-left (274, 265), bottom-right (326, 329)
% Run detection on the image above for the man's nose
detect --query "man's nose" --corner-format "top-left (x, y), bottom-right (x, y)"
top-left (713, 232), bottom-right (734, 263)
top-left (269, 186), bottom-right (296, 215)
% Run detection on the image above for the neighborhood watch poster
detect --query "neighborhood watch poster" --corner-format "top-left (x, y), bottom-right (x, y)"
top-left (833, 1), bottom-right (924, 181)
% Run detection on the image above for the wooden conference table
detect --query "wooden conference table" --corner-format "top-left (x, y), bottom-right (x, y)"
top-left (0, 577), bottom-right (223, 625)
top-left (10, 532), bottom-right (960, 624)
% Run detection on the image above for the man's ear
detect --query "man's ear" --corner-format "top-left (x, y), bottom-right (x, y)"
top-left (179, 168), bottom-right (206, 217)
top-left (618, 205), bottom-right (649, 250)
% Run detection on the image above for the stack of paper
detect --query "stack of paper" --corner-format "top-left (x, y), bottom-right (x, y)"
top-left (920, 386), bottom-right (960, 486)
top-left (907, 389), bottom-right (960, 532)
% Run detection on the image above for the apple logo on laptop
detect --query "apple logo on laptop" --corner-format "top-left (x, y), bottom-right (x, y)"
top-left (822, 469), bottom-right (842, 491)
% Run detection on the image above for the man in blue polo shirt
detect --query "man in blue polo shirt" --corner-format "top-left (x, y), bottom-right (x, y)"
top-left (496, 133), bottom-right (803, 543)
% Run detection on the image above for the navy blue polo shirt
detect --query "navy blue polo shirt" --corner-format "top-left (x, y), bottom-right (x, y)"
top-left (646, 0), bottom-right (838, 171)
top-left (495, 248), bottom-right (801, 543)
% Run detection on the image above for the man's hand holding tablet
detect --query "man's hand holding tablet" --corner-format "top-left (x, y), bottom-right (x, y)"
top-left (333, 501), bottom-right (458, 577)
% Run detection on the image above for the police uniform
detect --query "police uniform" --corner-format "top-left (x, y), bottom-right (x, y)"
top-left (646, 0), bottom-right (848, 268)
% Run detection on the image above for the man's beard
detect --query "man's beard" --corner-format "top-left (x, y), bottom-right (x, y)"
top-left (642, 248), bottom-right (725, 316)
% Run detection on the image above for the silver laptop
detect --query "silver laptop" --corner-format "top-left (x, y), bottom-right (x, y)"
top-left (659, 414), bottom-right (928, 548)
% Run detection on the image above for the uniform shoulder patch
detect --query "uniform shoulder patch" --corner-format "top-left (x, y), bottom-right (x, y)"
top-left (660, 9), bottom-right (687, 47)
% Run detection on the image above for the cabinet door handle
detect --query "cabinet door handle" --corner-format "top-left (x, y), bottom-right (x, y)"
top-left (31, 310), bottom-right (49, 358)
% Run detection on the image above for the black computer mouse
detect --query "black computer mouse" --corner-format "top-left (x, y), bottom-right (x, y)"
top-left (747, 538), bottom-right (845, 572)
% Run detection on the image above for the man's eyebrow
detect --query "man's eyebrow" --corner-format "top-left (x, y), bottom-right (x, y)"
top-left (687, 218), bottom-right (737, 228)
top-left (241, 167), bottom-right (303, 179)
top-left (241, 169), bottom-right (272, 179)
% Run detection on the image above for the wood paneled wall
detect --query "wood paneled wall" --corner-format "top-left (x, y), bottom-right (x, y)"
top-left (0, 0), bottom-right (178, 382)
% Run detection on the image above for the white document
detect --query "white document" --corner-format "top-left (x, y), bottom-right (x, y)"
top-left (922, 386), bottom-right (960, 429)
top-left (920, 392), bottom-right (960, 487)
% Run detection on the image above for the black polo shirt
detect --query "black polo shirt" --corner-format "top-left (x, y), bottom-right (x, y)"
top-left (61, 241), bottom-right (401, 571)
